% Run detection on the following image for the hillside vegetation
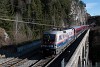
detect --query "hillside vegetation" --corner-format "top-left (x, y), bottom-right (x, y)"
top-left (0, 0), bottom-right (73, 45)
top-left (88, 16), bottom-right (100, 26)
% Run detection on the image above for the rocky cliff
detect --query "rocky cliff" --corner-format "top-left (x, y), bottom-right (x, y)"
top-left (0, 27), bottom-right (10, 47)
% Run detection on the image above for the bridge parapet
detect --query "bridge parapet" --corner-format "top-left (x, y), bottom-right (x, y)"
top-left (66, 30), bottom-right (90, 67)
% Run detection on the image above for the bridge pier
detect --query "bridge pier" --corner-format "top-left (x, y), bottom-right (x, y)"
top-left (78, 57), bottom-right (81, 67)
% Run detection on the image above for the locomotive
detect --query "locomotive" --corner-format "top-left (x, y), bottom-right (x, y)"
top-left (41, 25), bottom-right (89, 54)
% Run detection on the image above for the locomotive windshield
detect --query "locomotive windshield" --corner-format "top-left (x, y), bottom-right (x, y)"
top-left (43, 34), bottom-right (55, 45)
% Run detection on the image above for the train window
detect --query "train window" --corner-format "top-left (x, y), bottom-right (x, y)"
top-left (43, 34), bottom-right (55, 41)
top-left (59, 35), bottom-right (61, 40)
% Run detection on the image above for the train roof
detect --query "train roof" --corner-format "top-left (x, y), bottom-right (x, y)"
top-left (71, 26), bottom-right (80, 28)
top-left (44, 30), bottom-right (63, 35)
top-left (70, 26), bottom-right (81, 29)
top-left (44, 28), bottom-right (73, 35)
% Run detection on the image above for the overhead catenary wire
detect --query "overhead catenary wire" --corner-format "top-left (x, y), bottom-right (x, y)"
top-left (0, 17), bottom-right (62, 28)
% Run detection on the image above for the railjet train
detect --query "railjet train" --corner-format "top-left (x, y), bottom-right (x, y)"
top-left (41, 25), bottom-right (88, 54)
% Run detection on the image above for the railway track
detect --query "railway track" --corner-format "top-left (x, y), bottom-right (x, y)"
top-left (0, 40), bottom-right (73, 67)
top-left (0, 48), bottom-right (68, 67)
top-left (0, 57), bottom-right (39, 67)
top-left (23, 54), bottom-right (44, 67)
top-left (0, 53), bottom-right (45, 67)
top-left (32, 57), bottom-right (53, 67)
top-left (0, 58), bottom-right (28, 67)
top-left (10, 58), bottom-right (28, 67)
top-left (0, 55), bottom-right (56, 67)
top-left (31, 54), bottom-right (62, 67)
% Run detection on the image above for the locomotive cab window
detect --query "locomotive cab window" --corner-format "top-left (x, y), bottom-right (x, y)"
top-left (43, 34), bottom-right (55, 45)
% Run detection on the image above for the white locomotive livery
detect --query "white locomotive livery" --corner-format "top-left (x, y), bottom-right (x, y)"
top-left (41, 25), bottom-right (88, 54)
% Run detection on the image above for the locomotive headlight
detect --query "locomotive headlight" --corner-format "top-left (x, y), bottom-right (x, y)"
top-left (41, 45), bottom-right (45, 47)
top-left (54, 45), bottom-right (57, 48)
top-left (41, 45), bottom-right (43, 47)
top-left (51, 45), bottom-right (53, 47)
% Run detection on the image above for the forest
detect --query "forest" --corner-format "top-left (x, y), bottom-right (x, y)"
top-left (0, 0), bottom-right (75, 45)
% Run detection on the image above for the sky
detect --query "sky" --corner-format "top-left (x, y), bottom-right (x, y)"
top-left (82, 0), bottom-right (100, 16)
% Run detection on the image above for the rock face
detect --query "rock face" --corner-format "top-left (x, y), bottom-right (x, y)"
top-left (0, 27), bottom-right (10, 47)
top-left (89, 26), bottom-right (100, 64)
top-left (91, 27), bottom-right (100, 46)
